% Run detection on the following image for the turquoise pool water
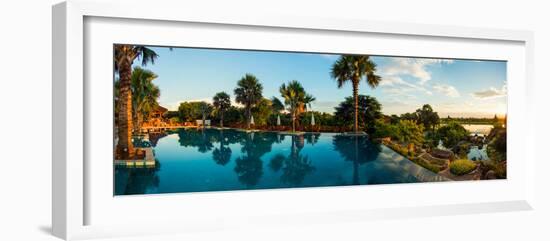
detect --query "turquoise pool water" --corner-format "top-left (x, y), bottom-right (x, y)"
top-left (115, 129), bottom-right (447, 195)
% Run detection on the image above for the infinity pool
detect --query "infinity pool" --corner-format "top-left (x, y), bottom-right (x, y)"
top-left (114, 129), bottom-right (447, 195)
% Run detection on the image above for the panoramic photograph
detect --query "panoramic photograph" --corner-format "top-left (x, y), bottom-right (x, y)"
top-left (113, 44), bottom-right (507, 195)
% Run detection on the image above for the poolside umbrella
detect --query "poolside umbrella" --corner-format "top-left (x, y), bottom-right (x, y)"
top-left (311, 113), bottom-right (315, 126)
top-left (250, 115), bottom-right (255, 125)
top-left (277, 114), bottom-right (281, 126)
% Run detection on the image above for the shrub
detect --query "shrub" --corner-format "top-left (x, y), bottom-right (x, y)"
top-left (372, 119), bottom-right (400, 139)
top-left (450, 159), bottom-right (477, 176)
top-left (495, 162), bottom-right (507, 179)
top-left (454, 142), bottom-right (471, 159)
top-left (481, 161), bottom-right (507, 179)
top-left (396, 120), bottom-right (424, 146)
top-left (487, 129), bottom-right (506, 162)
top-left (334, 95), bottom-right (382, 133)
top-left (386, 142), bottom-right (413, 158)
top-left (436, 122), bottom-right (469, 148)
top-left (411, 157), bottom-right (441, 173)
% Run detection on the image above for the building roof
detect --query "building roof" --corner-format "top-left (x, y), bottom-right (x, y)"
top-left (153, 105), bottom-right (168, 113)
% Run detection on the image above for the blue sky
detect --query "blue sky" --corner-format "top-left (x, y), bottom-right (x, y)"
top-left (129, 46), bottom-right (507, 118)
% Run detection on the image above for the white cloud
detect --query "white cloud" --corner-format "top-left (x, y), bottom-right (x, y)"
top-left (433, 84), bottom-right (460, 98)
top-left (380, 57), bottom-right (453, 85)
top-left (378, 75), bottom-right (406, 86)
top-left (436, 99), bottom-right (506, 118)
top-left (472, 84), bottom-right (507, 99)
top-left (379, 75), bottom-right (433, 96)
top-left (162, 98), bottom-right (243, 111)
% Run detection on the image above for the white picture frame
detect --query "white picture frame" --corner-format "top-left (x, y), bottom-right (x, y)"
top-left (52, 0), bottom-right (535, 240)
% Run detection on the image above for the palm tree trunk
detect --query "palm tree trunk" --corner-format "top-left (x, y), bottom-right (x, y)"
top-left (220, 111), bottom-right (224, 128)
top-left (353, 81), bottom-right (359, 133)
top-left (136, 112), bottom-right (142, 134)
top-left (292, 112), bottom-right (296, 132)
top-left (246, 107), bottom-right (251, 129)
top-left (117, 62), bottom-right (134, 158)
top-left (202, 112), bottom-right (206, 130)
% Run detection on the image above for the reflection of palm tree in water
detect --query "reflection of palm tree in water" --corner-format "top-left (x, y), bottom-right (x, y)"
top-left (269, 153), bottom-right (285, 172)
top-left (305, 133), bottom-right (320, 146)
top-left (269, 135), bottom-right (315, 186)
top-left (212, 130), bottom-right (232, 166)
top-left (333, 135), bottom-right (382, 185)
top-left (115, 161), bottom-right (161, 195)
top-left (148, 132), bottom-right (167, 147)
top-left (177, 129), bottom-right (213, 153)
top-left (234, 132), bottom-right (278, 187)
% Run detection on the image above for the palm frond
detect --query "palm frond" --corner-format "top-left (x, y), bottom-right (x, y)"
top-left (134, 46), bottom-right (159, 66)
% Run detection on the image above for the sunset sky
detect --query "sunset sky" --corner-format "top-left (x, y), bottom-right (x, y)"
top-left (129, 46), bottom-right (507, 118)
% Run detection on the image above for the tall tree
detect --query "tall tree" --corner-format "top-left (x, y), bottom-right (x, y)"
top-left (251, 98), bottom-right (273, 126)
top-left (279, 80), bottom-right (315, 132)
top-left (436, 122), bottom-right (468, 148)
top-left (396, 120), bottom-right (425, 150)
top-left (177, 102), bottom-right (203, 122)
top-left (198, 102), bottom-right (212, 129)
top-left (271, 97), bottom-right (285, 113)
top-left (234, 74), bottom-right (263, 129)
top-left (130, 67), bottom-right (160, 132)
top-left (415, 104), bottom-right (440, 133)
top-left (334, 95), bottom-right (382, 133)
top-left (213, 92), bottom-right (231, 128)
top-left (331, 55), bottom-right (381, 133)
top-left (114, 44), bottom-right (159, 158)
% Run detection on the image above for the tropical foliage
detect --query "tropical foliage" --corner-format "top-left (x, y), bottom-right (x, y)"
top-left (487, 127), bottom-right (506, 162)
top-left (372, 119), bottom-right (400, 140)
top-left (251, 98), bottom-right (274, 126)
top-left (178, 102), bottom-right (210, 122)
top-left (450, 159), bottom-right (477, 176)
top-left (212, 92), bottom-right (231, 128)
top-left (331, 55), bottom-right (381, 132)
top-left (129, 67), bottom-right (160, 131)
top-left (436, 122), bottom-right (469, 148)
top-left (234, 74), bottom-right (263, 129)
top-left (279, 80), bottom-right (315, 132)
top-left (334, 95), bottom-right (382, 134)
top-left (270, 97), bottom-right (285, 113)
top-left (112, 46), bottom-right (506, 183)
top-left (415, 104), bottom-right (440, 132)
top-left (199, 102), bottom-right (213, 128)
top-left (395, 120), bottom-right (425, 148)
top-left (114, 44), bottom-right (159, 158)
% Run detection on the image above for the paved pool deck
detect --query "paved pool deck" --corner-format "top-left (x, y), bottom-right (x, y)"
top-left (114, 147), bottom-right (155, 168)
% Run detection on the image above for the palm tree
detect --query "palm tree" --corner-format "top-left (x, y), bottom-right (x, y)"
top-left (114, 44), bottom-right (159, 158)
top-left (130, 67), bottom-right (160, 132)
top-left (213, 92), bottom-right (231, 128)
top-left (279, 80), bottom-right (315, 132)
top-left (331, 55), bottom-right (381, 133)
top-left (198, 102), bottom-right (212, 130)
top-left (271, 97), bottom-right (284, 127)
top-left (270, 97), bottom-right (285, 113)
top-left (234, 74), bottom-right (263, 129)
